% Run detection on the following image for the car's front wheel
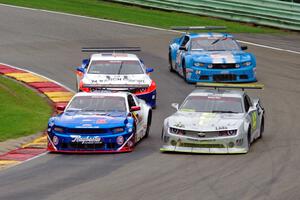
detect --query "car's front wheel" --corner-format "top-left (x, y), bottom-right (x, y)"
top-left (169, 51), bottom-right (175, 72)
top-left (246, 128), bottom-right (252, 152)
top-left (144, 111), bottom-right (152, 138)
top-left (182, 61), bottom-right (188, 82)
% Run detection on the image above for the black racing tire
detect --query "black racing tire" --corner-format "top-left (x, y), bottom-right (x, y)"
top-left (182, 61), bottom-right (188, 82)
top-left (169, 51), bottom-right (175, 72)
top-left (247, 128), bottom-right (251, 150)
top-left (258, 116), bottom-right (264, 139)
top-left (144, 111), bottom-right (152, 138)
top-left (76, 79), bottom-right (80, 92)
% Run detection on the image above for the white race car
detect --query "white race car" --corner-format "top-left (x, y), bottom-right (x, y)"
top-left (161, 83), bottom-right (265, 154)
top-left (76, 47), bottom-right (157, 108)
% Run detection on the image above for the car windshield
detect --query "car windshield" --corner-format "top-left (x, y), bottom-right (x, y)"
top-left (66, 96), bottom-right (127, 113)
top-left (180, 96), bottom-right (244, 113)
top-left (88, 60), bottom-right (144, 74)
top-left (191, 37), bottom-right (240, 51)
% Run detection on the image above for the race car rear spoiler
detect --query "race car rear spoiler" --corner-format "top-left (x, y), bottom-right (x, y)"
top-left (196, 83), bottom-right (264, 90)
top-left (83, 83), bottom-right (149, 89)
top-left (82, 47), bottom-right (141, 53)
top-left (171, 26), bottom-right (226, 31)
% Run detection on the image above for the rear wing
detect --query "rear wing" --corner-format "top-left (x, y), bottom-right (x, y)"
top-left (171, 26), bottom-right (226, 32)
top-left (83, 83), bottom-right (149, 89)
top-left (196, 83), bottom-right (264, 90)
top-left (81, 47), bottom-right (141, 53)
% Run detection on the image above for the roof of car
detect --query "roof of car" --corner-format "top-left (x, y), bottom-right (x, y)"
top-left (73, 91), bottom-right (129, 98)
top-left (90, 53), bottom-right (140, 61)
top-left (190, 89), bottom-right (244, 98)
top-left (188, 32), bottom-right (233, 39)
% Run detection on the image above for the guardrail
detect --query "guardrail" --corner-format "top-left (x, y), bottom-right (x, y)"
top-left (109, 0), bottom-right (300, 31)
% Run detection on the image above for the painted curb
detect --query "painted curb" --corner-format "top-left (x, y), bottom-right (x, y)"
top-left (0, 63), bottom-right (74, 170)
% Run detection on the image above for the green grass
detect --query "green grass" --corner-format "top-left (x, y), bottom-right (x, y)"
top-left (0, 76), bottom-right (52, 142)
top-left (0, 0), bottom-right (282, 33)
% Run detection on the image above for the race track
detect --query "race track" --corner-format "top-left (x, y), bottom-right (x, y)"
top-left (1, 5), bottom-right (300, 200)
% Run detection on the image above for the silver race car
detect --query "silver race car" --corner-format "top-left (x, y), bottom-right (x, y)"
top-left (161, 83), bottom-right (265, 154)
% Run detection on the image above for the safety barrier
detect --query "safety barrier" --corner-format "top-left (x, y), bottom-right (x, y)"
top-left (109, 0), bottom-right (300, 31)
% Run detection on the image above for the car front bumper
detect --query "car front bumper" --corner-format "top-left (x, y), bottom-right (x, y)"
top-left (47, 131), bottom-right (134, 153)
top-left (186, 66), bottom-right (257, 83)
top-left (161, 129), bottom-right (248, 154)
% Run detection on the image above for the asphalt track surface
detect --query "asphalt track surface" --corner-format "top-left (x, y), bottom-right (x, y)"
top-left (0, 5), bottom-right (300, 200)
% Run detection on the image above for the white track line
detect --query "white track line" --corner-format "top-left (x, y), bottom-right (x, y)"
top-left (0, 3), bottom-right (300, 55)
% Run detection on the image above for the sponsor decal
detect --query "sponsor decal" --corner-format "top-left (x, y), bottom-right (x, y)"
top-left (251, 112), bottom-right (257, 130)
top-left (199, 113), bottom-right (216, 126)
top-left (71, 136), bottom-right (102, 144)
top-left (82, 124), bottom-right (92, 127)
top-left (88, 76), bottom-right (146, 84)
top-left (96, 119), bottom-right (107, 124)
top-left (216, 126), bottom-right (228, 130)
top-left (220, 70), bottom-right (229, 74)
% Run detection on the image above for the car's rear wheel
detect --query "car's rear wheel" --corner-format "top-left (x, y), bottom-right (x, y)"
top-left (169, 51), bottom-right (175, 72)
top-left (144, 111), bottom-right (152, 138)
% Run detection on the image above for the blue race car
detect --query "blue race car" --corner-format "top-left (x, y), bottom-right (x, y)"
top-left (169, 27), bottom-right (256, 83)
top-left (47, 92), bottom-right (152, 153)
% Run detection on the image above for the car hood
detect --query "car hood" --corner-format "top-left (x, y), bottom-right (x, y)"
top-left (190, 51), bottom-right (252, 64)
top-left (167, 111), bottom-right (245, 131)
top-left (53, 111), bottom-right (128, 128)
top-left (82, 74), bottom-right (151, 88)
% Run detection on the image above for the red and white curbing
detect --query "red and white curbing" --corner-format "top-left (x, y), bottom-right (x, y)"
top-left (0, 63), bottom-right (74, 170)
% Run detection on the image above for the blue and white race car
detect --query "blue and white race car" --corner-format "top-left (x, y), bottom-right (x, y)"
top-left (169, 27), bottom-right (256, 83)
top-left (47, 92), bottom-right (152, 153)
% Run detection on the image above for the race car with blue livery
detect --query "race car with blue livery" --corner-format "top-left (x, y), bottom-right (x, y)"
top-left (47, 92), bottom-right (152, 153)
top-left (169, 26), bottom-right (256, 83)
top-left (76, 47), bottom-right (157, 108)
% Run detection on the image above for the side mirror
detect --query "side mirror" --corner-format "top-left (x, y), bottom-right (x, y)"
top-left (130, 106), bottom-right (141, 112)
top-left (56, 105), bottom-right (66, 112)
top-left (146, 68), bottom-right (154, 73)
top-left (252, 98), bottom-right (259, 107)
top-left (241, 45), bottom-right (248, 50)
top-left (179, 46), bottom-right (187, 51)
top-left (76, 67), bottom-right (85, 73)
top-left (171, 103), bottom-right (179, 110)
top-left (82, 59), bottom-right (89, 68)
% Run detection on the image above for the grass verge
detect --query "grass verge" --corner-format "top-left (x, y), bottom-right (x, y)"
top-left (0, 76), bottom-right (52, 142)
top-left (0, 0), bottom-right (282, 33)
